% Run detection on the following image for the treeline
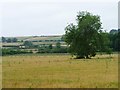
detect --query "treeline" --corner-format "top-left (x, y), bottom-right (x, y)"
top-left (108, 29), bottom-right (120, 51)
top-left (92, 29), bottom-right (120, 52)
top-left (22, 41), bottom-right (68, 53)
top-left (38, 43), bottom-right (68, 53)
top-left (1, 48), bottom-right (32, 56)
top-left (2, 37), bottom-right (18, 43)
top-left (1, 42), bottom-right (68, 56)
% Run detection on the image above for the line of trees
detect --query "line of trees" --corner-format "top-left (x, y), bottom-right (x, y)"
top-left (37, 42), bottom-right (68, 53)
top-left (1, 42), bottom-right (68, 56)
top-left (2, 37), bottom-right (18, 43)
top-left (109, 30), bottom-right (120, 51)
top-left (22, 41), bottom-right (68, 53)
top-left (1, 48), bottom-right (32, 56)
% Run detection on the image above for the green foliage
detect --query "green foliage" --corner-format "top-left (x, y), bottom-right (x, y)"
top-left (2, 37), bottom-right (6, 42)
top-left (106, 48), bottom-right (113, 55)
top-left (56, 42), bottom-right (61, 49)
top-left (2, 48), bottom-right (32, 56)
top-left (63, 11), bottom-right (103, 59)
top-left (6, 38), bottom-right (12, 43)
top-left (51, 47), bottom-right (68, 53)
top-left (98, 31), bottom-right (111, 52)
top-left (38, 46), bottom-right (50, 53)
top-left (109, 31), bottom-right (120, 51)
top-left (23, 41), bottom-right (34, 48)
top-left (115, 31), bottom-right (120, 51)
top-left (0, 48), bottom-right (2, 56)
top-left (37, 44), bottom-right (68, 53)
top-left (2, 37), bottom-right (18, 43)
top-left (12, 38), bottom-right (18, 42)
top-left (49, 44), bottom-right (53, 49)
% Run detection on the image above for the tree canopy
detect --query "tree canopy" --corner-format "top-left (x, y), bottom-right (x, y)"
top-left (63, 11), bottom-right (105, 59)
top-left (23, 41), bottom-right (34, 48)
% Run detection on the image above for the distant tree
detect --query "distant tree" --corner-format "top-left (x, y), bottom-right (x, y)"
top-left (63, 11), bottom-right (103, 59)
top-left (56, 42), bottom-right (61, 49)
top-left (109, 30), bottom-right (120, 51)
top-left (0, 48), bottom-right (1, 56)
top-left (23, 41), bottom-right (33, 48)
top-left (21, 40), bottom-right (23, 42)
top-left (2, 37), bottom-right (6, 42)
top-left (12, 38), bottom-right (18, 42)
top-left (38, 45), bottom-right (50, 53)
top-left (106, 48), bottom-right (113, 58)
top-left (114, 31), bottom-right (120, 51)
top-left (61, 37), bottom-right (64, 42)
top-left (49, 44), bottom-right (53, 49)
top-left (98, 31), bottom-right (111, 52)
top-left (6, 38), bottom-right (12, 43)
top-left (109, 29), bottom-right (118, 35)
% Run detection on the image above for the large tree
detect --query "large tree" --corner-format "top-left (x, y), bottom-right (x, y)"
top-left (63, 11), bottom-right (103, 59)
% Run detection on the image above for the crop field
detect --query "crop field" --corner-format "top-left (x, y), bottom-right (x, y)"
top-left (2, 54), bottom-right (118, 88)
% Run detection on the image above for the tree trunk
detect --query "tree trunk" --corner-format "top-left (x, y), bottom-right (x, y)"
top-left (76, 55), bottom-right (85, 59)
top-left (86, 55), bottom-right (91, 59)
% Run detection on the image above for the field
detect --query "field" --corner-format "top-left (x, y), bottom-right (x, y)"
top-left (1, 35), bottom-right (66, 48)
top-left (2, 54), bottom-right (118, 88)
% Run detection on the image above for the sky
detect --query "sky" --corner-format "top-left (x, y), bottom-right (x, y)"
top-left (0, 0), bottom-right (119, 37)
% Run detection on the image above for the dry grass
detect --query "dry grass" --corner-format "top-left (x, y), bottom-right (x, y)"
top-left (2, 54), bottom-right (118, 88)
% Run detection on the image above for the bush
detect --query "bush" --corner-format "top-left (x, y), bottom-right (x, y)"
top-left (51, 47), bottom-right (68, 53)
top-left (37, 46), bottom-right (50, 53)
top-left (23, 41), bottom-right (34, 48)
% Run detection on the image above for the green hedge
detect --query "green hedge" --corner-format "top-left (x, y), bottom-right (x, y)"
top-left (2, 49), bottom-right (32, 56)
top-left (37, 47), bottom-right (68, 53)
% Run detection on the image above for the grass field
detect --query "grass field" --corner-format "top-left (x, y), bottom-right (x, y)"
top-left (2, 54), bottom-right (118, 88)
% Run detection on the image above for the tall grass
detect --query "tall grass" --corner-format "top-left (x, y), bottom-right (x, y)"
top-left (2, 54), bottom-right (118, 88)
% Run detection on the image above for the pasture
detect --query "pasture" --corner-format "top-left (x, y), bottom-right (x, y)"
top-left (2, 54), bottom-right (118, 88)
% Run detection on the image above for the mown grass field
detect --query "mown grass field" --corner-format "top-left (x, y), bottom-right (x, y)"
top-left (2, 54), bottom-right (118, 88)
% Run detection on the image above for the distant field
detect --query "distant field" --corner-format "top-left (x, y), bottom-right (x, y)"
top-left (2, 54), bottom-right (118, 88)
top-left (24, 36), bottom-right (62, 41)
top-left (1, 42), bottom-right (66, 46)
top-left (1, 35), bottom-right (66, 47)
top-left (1, 35), bottom-right (63, 42)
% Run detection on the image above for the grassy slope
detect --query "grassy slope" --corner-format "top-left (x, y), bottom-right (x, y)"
top-left (1, 36), bottom-right (62, 41)
top-left (2, 54), bottom-right (118, 88)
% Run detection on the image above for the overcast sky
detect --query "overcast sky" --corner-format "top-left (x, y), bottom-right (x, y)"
top-left (0, 0), bottom-right (119, 37)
